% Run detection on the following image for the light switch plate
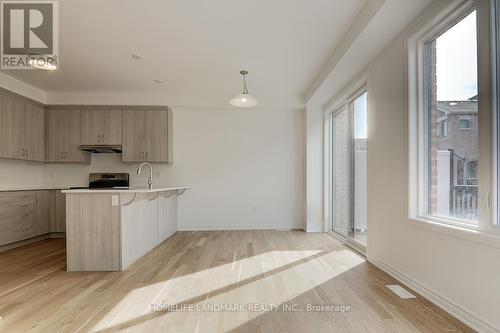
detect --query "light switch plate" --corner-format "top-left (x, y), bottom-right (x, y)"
top-left (111, 195), bottom-right (119, 206)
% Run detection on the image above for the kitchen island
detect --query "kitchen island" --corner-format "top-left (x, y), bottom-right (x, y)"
top-left (62, 187), bottom-right (188, 271)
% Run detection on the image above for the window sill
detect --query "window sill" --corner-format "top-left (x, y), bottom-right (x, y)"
top-left (408, 217), bottom-right (500, 249)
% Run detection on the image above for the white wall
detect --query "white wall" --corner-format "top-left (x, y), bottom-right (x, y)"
top-left (0, 75), bottom-right (305, 229)
top-left (305, 104), bottom-right (324, 232)
top-left (0, 159), bottom-right (46, 189)
top-left (365, 15), bottom-right (500, 330)
top-left (305, 0), bottom-right (500, 330)
top-left (44, 108), bottom-right (306, 230)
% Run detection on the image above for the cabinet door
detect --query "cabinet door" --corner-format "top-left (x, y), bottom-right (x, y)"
top-left (0, 94), bottom-right (5, 157)
top-left (100, 109), bottom-right (122, 144)
top-left (35, 191), bottom-right (50, 235)
top-left (2, 95), bottom-right (25, 159)
top-left (121, 194), bottom-right (157, 268)
top-left (53, 190), bottom-right (66, 232)
top-left (25, 103), bottom-right (45, 162)
top-left (64, 110), bottom-right (90, 163)
top-left (145, 110), bottom-right (170, 162)
top-left (122, 110), bottom-right (146, 162)
top-left (157, 194), bottom-right (177, 244)
top-left (45, 110), bottom-right (66, 162)
top-left (80, 109), bottom-right (101, 145)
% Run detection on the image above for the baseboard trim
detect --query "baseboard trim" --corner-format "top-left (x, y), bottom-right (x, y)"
top-left (49, 232), bottom-right (66, 239)
top-left (177, 225), bottom-right (303, 231)
top-left (369, 257), bottom-right (498, 333)
top-left (0, 234), bottom-right (49, 253)
top-left (305, 225), bottom-right (323, 232)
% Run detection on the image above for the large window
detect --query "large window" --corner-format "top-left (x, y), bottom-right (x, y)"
top-left (409, 0), bottom-right (499, 233)
top-left (424, 8), bottom-right (479, 223)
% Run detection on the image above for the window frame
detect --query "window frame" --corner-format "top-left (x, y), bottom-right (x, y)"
top-left (493, 0), bottom-right (500, 226)
top-left (408, 0), bottom-right (499, 234)
top-left (438, 119), bottom-right (448, 138)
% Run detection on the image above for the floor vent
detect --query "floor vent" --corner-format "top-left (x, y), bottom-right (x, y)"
top-left (386, 284), bottom-right (416, 299)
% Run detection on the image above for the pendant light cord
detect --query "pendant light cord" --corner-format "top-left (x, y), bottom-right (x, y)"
top-left (242, 73), bottom-right (249, 94)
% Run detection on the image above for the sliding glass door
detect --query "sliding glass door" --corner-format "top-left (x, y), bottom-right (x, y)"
top-left (352, 92), bottom-right (368, 246)
top-left (330, 89), bottom-right (368, 250)
top-left (331, 108), bottom-right (350, 237)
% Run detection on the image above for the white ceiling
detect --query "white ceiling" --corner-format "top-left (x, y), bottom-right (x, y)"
top-left (2, 0), bottom-right (367, 108)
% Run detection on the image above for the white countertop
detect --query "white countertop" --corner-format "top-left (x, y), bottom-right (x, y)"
top-left (0, 186), bottom-right (68, 192)
top-left (62, 186), bottom-right (190, 194)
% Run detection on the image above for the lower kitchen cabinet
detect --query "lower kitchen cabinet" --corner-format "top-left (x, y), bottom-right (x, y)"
top-left (157, 194), bottom-right (177, 243)
top-left (0, 192), bottom-right (37, 246)
top-left (0, 190), bottom-right (66, 249)
top-left (53, 190), bottom-right (66, 232)
top-left (65, 190), bottom-right (179, 271)
top-left (35, 191), bottom-right (51, 235)
top-left (121, 193), bottom-right (177, 268)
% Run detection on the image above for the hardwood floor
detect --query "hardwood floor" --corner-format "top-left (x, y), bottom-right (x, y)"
top-left (0, 231), bottom-right (473, 333)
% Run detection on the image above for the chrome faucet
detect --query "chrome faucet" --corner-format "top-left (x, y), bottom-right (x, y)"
top-left (137, 162), bottom-right (153, 190)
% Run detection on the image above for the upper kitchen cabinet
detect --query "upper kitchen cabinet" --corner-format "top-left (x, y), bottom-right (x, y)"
top-left (122, 108), bottom-right (173, 163)
top-left (0, 94), bottom-right (6, 157)
top-left (0, 93), bottom-right (45, 162)
top-left (80, 109), bottom-right (122, 145)
top-left (45, 109), bottom-right (90, 163)
top-left (25, 103), bottom-right (45, 161)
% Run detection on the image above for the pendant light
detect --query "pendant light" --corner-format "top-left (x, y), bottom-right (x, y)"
top-left (230, 70), bottom-right (259, 107)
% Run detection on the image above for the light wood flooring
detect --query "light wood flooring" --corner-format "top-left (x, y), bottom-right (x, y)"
top-left (0, 231), bottom-right (473, 332)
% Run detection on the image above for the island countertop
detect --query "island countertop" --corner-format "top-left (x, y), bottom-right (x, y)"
top-left (62, 186), bottom-right (189, 194)
top-left (65, 185), bottom-right (187, 271)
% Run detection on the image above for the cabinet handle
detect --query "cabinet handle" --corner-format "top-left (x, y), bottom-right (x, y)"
top-left (146, 151), bottom-right (149, 160)
top-left (97, 134), bottom-right (100, 143)
top-left (60, 152), bottom-right (64, 159)
top-left (65, 152), bottom-right (68, 160)
top-left (101, 134), bottom-right (104, 142)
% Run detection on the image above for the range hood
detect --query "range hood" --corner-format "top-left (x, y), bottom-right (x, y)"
top-left (79, 145), bottom-right (122, 154)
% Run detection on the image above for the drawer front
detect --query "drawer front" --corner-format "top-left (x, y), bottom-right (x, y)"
top-left (0, 214), bottom-right (37, 245)
top-left (0, 192), bottom-right (37, 205)
top-left (0, 192), bottom-right (38, 246)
